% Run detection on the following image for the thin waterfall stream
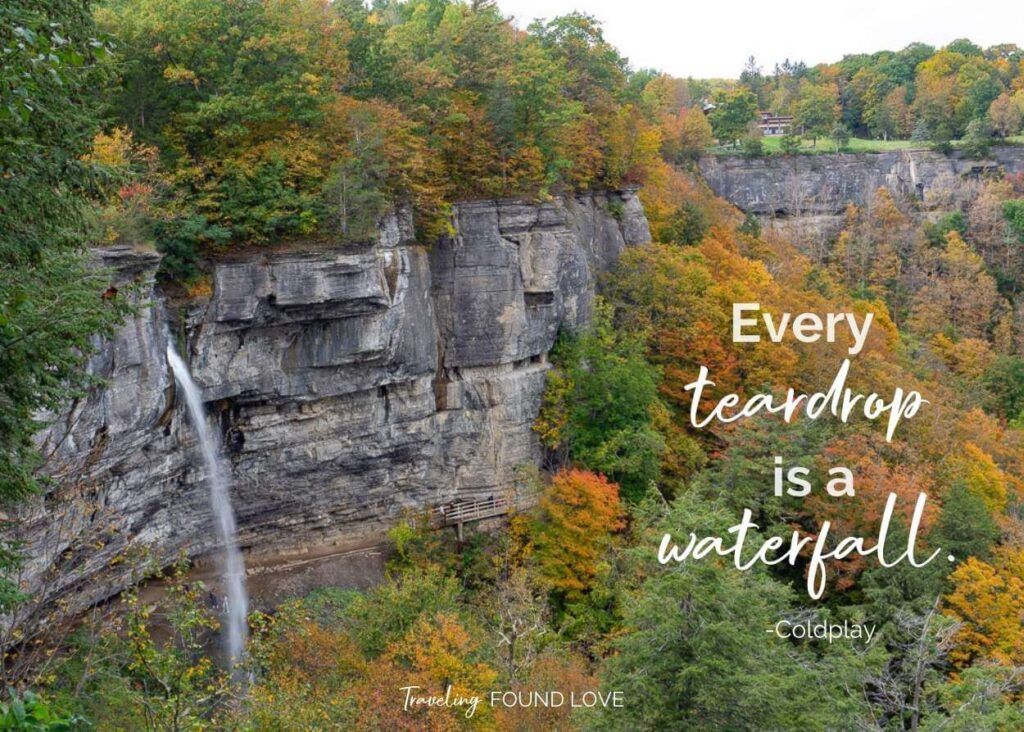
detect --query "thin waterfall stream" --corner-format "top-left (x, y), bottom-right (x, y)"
top-left (166, 344), bottom-right (249, 668)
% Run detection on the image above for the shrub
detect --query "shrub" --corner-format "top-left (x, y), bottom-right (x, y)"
top-left (741, 134), bottom-right (765, 158)
top-left (780, 134), bottom-right (802, 155)
top-left (830, 123), bottom-right (851, 151)
top-left (0, 691), bottom-right (85, 731)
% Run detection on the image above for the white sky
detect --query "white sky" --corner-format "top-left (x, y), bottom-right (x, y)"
top-left (497, 0), bottom-right (1024, 79)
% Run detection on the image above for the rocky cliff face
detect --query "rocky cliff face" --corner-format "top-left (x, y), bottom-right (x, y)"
top-left (698, 146), bottom-right (1024, 249)
top-left (19, 191), bottom-right (649, 617)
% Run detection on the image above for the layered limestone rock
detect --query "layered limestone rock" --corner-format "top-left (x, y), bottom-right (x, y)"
top-left (698, 146), bottom-right (1024, 249)
top-left (18, 191), bottom-right (649, 616)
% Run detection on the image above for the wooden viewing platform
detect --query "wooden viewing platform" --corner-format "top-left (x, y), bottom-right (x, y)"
top-left (431, 495), bottom-right (516, 540)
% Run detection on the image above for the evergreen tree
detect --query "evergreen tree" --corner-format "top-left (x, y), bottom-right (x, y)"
top-left (594, 492), bottom-right (870, 730)
top-left (537, 301), bottom-right (665, 502)
top-left (1, 0), bottom-right (130, 503)
top-left (961, 117), bottom-right (994, 158)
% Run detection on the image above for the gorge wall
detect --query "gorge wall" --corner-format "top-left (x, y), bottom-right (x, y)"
top-left (698, 146), bottom-right (1024, 253)
top-left (20, 191), bottom-right (650, 617)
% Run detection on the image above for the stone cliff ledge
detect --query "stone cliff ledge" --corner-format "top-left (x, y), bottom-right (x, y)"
top-left (20, 190), bottom-right (650, 618)
top-left (698, 146), bottom-right (1024, 251)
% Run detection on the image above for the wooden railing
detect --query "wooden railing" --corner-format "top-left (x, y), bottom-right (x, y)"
top-left (429, 495), bottom-right (516, 539)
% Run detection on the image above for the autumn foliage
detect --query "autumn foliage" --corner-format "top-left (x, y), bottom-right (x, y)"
top-left (533, 469), bottom-right (624, 602)
top-left (945, 551), bottom-right (1024, 668)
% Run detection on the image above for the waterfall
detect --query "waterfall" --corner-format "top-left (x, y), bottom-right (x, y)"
top-left (166, 344), bottom-right (249, 668)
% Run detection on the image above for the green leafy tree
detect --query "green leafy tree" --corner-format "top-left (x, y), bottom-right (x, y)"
top-left (48, 563), bottom-right (232, 729)
top-left (922, 663), bottom-right (1024, 731)
top-left (321, 105), bottom-right (390, 242)
top-left (923, 211), bottom-right (968, 247)
top-left (865, 85), bottom-right (909, 140)
top-left (1, 0), bottom-right (130, 505)
top-left (795, 83), bottom-right (838, 146)
top-left (911, 117), bottom-right (932, 142)
top-left (982, 355), bottom-right (1024, 420)
top-left (955, 58), bottom-right (1003, 127)
top-left (537, 301), bottom-right (665, 502)
top-left (780, 133), bottom-right (803, 154)
top-left (593, 492), bottom-right (873, 730)
top-left (935, 481), bottom-right (1000, 563)
top-left (709, 87), bottom-right (758, 146)
top-left (0, 691), bottom-right (85, 731)
top-left (1003, 199), bottom-right (1024, 243)
top-left (831, 123), bottom-right (852, 151)
top-left (664, 202), bottom-right (709, 246)
top-left (738, 212), bottom-right (763, 238)
top-left (739, 56), bottom-right (769, 105)
top-left (961, 117), bottom-right (994, 158)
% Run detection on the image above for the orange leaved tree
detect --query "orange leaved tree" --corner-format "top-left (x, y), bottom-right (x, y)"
top-left (532, 469), bottom-right (625, 603)
top-left (944, 551), bottom-right (1024, 668)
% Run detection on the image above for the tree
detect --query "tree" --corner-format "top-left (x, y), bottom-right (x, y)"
top-left (913, 52), bottom-right (962, 139)
top-left (642, 74), bottom-right (692, 117)
top-left (988, 93), bottom-right (1023, 137)
top-left (780, 133), bottom-right (802, 154)
top-left (741, 131), bottom-right (766, 158)
top-left (962, 182), bottom-right (1017, 295)
top-left (1010, 90), bottom-right (1024, 138)
top-left (1005, 199), bottom-right (1024, 243)
top-left (244, 596), bottom-right (368, 730)
top-left (911, 117), bottom-right (932, 142)
top-left (909, 231), bottom-right (999, 339)
top-left (1, 0), bottom-right (131, 505)
top-left (947, 38), bottom-right (984, 57)
top-left (536, 301), bottom-right (665, 502)
top-left (98, 0), bottom-right (352, 263)
top-left (739, 55), bottom-right (767, 106)
top-left (831, 123), bottom-right (852, 150)
top-left (833, 188), bottom-right (909, 301)
top-left (354, 612), bottom-right (499, 730)
top-left (664, 201), bottom-right (709, 245)
top-left (594, 492), bottom-right (871, 730)
top-left (947, 441), bottom-right (1009, 514)
top-left (983, 355), bottom-right (1024, 420)
top-left (866, 86), bottom-right (910, 140)
top-left (49, 564), bottom-right (233, 729)
top-left (675, 106), bottom-right (714, 161)
top-left (738, 212), bottom-right (763, 237)
top-left (795, 82), bottom-right (838, 146)
top-left (935, 481), bottom-right (1000, 562)
top-left (944, 554), bottom-right (1024, 667)
top-left (961, 117), bottom-right (994, 158)
top-left (528, 12), bottom-right (628, 109)
top-left (923, 663), bottom-right (1024, 731)
top-left (709, 87), bottom-right (758, 146)
top-left (923, 211), bottom-right (968, 248)
top-left (859, 594), bottom-right (962, 732)
top-left (955, 58), bottom-right (1003, 126)
top-left (494, 651), bottom-right (597, 731)
top-left (532, 469), bottom-right (624, 602)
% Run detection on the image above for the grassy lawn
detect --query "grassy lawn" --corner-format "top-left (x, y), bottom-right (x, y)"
top-left (708, 134), bottom-right (1024, 157)
top-left (707, 136), bottom-right (924, 156)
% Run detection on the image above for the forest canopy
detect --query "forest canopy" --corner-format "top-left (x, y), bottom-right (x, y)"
top-left (94, 0), bottom-right (664, 277)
